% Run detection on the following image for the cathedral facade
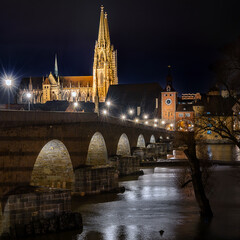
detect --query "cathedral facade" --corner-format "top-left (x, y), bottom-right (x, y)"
top-left (17, 6), bottom-right (117, 104)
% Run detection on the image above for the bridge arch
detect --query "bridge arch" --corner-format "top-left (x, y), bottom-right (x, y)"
top-left (116, 133), bottom-right (131, 156)
top-left (137, 134), bottom-right (146, 148)
top-left (30, 139), bottom-right (74, 189)
top-left (150, 135), bottom-right (156, 143)
top-left (86, 132), bottom-right (108, 166)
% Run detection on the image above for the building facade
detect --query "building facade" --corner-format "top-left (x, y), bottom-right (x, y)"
top-left (17, 6), bottom-right (117, 104)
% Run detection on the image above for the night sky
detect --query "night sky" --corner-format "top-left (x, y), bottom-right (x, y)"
top-left (1, 0), bottom-right (240, 103)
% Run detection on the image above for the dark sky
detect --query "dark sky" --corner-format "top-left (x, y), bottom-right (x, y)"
top-left (1, 0), bottom-right (240, 103)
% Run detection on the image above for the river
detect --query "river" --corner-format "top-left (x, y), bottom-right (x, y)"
top-left (33, 144), bottom-right (240, 240)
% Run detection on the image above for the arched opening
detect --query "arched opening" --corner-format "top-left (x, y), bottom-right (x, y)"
top-left (30, 140), bottom-right (74, 189)
top-left (150, 135), bottom-right (156, 143)
top-left (137, 134), bottom-right (145, 148)
top-left (116, 133), bottom-right (131, 156)
top-left (86, 132), bottom-right (108, 166)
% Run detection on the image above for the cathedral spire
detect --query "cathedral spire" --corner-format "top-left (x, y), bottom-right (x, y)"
top-left (104, 12), bottom-right (110, 46)
top-left (97, 5), bottom-right (106, 46)
top-left (54, 54), bottom-right (58, 77)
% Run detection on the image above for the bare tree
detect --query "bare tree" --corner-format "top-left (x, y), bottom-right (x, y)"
top-left (175, 132), bottom-right (213, 219)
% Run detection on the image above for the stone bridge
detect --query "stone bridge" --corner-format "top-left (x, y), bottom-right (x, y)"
top-left (0, 110), bottom-right (170, 199)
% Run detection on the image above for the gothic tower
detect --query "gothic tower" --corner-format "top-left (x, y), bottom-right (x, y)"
top-left (161, 66), bottom-right (177, 129)
top-left (93, 5), bottom-right (118, 102)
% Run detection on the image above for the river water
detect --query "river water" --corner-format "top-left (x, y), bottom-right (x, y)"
top-left (33, 145), bottom-right (240, 240)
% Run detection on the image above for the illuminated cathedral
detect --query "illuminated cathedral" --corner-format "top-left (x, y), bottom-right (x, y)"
top-left (17, 6), bottom-right (117, 104)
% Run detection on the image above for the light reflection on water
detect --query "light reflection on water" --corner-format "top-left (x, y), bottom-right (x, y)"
top-left (31, 166), bottom-right (240, 240)
top-left (196, 144), bottom-right (240, 161)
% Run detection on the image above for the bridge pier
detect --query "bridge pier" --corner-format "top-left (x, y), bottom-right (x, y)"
top-left (0, 187), bottom-right (82, 238)
top-left (109, 156), bottom-right (141, 176)
top-left (73, 166), bottom-right (119, 195)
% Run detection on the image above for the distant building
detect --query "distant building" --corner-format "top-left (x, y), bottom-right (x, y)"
top-left (181, 93), bottom-right (201, 101)
top-left (17, 6), bottom-right (117, 104)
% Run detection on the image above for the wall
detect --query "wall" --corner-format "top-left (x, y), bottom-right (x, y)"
top-left (74, 166), bottom-right (118, 195)
top-left (1, 187), bottom-right (71, 233)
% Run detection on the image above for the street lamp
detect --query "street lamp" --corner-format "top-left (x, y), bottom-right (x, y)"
top-left (103, 109), bottom-right (108, 115)
top-left (143, 114), bottom-right (148, 119)
top-left (106, 100), bottom-right (111, 115)
top-left (121, 114), bottom-right (126, 120)
top-left (26, 92), bottom-right (32, 111)
top-left (135, 118), bottom-right (139, 123)
top-left (5, 78), bottom-right (12, 109)
top-left (74, 102), bottom-right (78, 107)
top-left (161, 120), bottom-right (165, 124)
top-left (128, 109), bottom-right (134, 115)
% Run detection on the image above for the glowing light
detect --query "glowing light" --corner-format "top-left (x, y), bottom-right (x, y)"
top-left (135, 118), bottom-right (139, 123)
top-left (144, 114), bottom-right (148, 119)
top-left (121, 114), bottom-right (126, 120)
top-left (166, 136), bottom-right (169, 139)
top-left (145, 121), bottom-right (149, 125)
top-left (106, 100), bottom-right (111, 106)
top-left (26, 93), bottom-right (32, 98)
top-left (154, 123), bottom-right (157, 127)
top-left (5, 79), bottom-right (12, 86)
top-left (170, 123), bottom-right (174, 127)
top-left (161, 120), bottom-right (165, 124)
top-left (128, 109), bottom-right (134, 115)
top-left (154, 118), bottom-right (158, 122)
top-left (74, 102), bottom-right (78, 107)
top-left (72, 91), bottom-right (77, 97)
top-left (103, 109), bottom-right (108, 115)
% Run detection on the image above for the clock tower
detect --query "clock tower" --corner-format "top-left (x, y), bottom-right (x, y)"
top-left (161, 66), bottom-right (177, 127)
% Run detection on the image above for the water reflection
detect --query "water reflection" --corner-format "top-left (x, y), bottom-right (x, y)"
top-left (31, 166), bottom-right (240, 240)
top-left (196, 144), bottom-right (240, 161)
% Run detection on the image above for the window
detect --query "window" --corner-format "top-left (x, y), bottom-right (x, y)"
top-left (164, 94), bottom-right (167, 96)
top-left (207, 112), bottom-right (211, 115)
top-left (179, 113), bottom-right (183, 117)
top-left (207, 130), bottom-right (212, 134)
top-left (170, 94), bottom-right (172, 96)
top-left (185, 113), bottom-right (190, 117)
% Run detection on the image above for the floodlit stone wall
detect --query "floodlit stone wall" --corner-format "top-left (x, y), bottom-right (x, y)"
top-left (74, 166), bottom-right (118, 195)
top-left (116, 133), bottom-right (131, 156)
top-left (86, 132), bottom-right (108, 166)
top-left (30, 140), bottom-right (75, 190)
top-left (137, 134), bottom-right (146, 148)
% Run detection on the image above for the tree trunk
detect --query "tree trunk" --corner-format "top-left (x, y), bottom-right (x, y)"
top-left (183, 133), bottom-right (213, 220)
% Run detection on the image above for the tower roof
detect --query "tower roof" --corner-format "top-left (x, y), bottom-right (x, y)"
top-left (97, 5), bottom-right (106, 46)
top-left (164, 65), bottom-right (175, 91)
top-left (54, 54), bottom-right (58, 77)
top-left (104, 12), bottom-right (110, 46)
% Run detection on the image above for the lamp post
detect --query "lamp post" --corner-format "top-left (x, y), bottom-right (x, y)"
top-left (26, 92), bottom-right (32, 111)
top-left (5, 79), bottom-right (12, 109)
